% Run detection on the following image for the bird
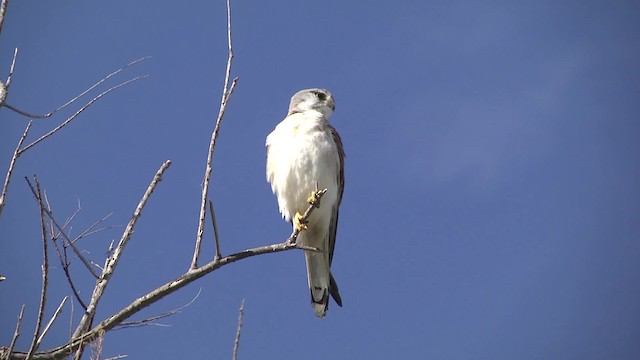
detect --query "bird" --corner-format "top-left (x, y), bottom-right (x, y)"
top-left (266, 88), bottom-right (345, 318)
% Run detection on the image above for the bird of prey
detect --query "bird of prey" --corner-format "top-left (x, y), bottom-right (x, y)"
top-left (266, 88), bottom-right (345, 318)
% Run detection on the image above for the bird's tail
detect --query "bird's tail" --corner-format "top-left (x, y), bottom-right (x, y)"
top-left (305, 251), bottom-right (342, 318)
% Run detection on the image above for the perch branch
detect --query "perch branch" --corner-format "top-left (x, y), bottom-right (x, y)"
top-left (72, 160), bottom-right (172, 338)
top-left (192, 0), bottom-right (238, 269)
top-left (1, 191), bottom-right (324, 360)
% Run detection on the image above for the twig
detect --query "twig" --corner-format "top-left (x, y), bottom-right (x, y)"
top-left (4, 305), bottom-right (25, 360)
top-left (232, 299), bottom-right (245, 360)
top-left (3, 57), bottom-right (148, 119)
top-left (5, 48), bottom-right (18, 89)
top-left (18, 75), bottom-right (148, 151)
top-left (208, 200), bottom-right (222, 261)
top-left (0, 120), bottom-right (31, 218)
top-left (115, 289), bottom-right (202, 330)
top-left (72, 160), bottom-right (172, 338)
top-left (191, 0), bottom-right (239, 269)
top-left (0, 0), bottom-right (8, 36)
top-left (25, 176), bottom-right (50, 359)
top-left (52, 236), bottom-right (88, 310)
top-left (37, 297), bottom-right (68, 347)
top-left (26, 181), bottom-right (99, 279)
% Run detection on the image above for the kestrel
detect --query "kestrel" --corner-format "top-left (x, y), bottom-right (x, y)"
top-left (266, 88), bottom-right (345, 318)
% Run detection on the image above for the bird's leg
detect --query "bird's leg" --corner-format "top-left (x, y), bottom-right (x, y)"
top-left (294, 212), bottom-right (308, 232)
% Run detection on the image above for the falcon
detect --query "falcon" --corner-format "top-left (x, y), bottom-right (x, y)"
top-left (266, 88), bottom-right (345, 318)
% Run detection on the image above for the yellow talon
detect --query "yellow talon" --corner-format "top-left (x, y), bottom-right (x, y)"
top-left (306, 190), bottom-right (318, 205)
top-left (294, 212), bottom-right (308, 232)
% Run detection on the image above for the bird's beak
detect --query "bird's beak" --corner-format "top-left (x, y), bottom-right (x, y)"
top-left (328, 98), bottom-right (336, 111)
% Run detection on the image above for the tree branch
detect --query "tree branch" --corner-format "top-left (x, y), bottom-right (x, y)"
top-left (192, 0), bottom-right (238, 269)
top-left (72, 160), bottom-right (172, 338)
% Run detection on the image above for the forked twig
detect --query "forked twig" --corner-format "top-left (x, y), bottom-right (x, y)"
top-left (192, 0), bottom-right (238, 270)
top-left (18, 75), bottom-right (148, 152)
top-left (3, 57), bottom-right (149, 120)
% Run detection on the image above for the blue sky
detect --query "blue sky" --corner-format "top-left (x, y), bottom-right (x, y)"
top-left (1, 1), bottom-right (639, 359)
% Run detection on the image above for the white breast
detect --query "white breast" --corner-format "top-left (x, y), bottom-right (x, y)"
top-left (266, 111), bottom-right (339, 225)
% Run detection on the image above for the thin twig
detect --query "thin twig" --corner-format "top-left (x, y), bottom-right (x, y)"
top-left (3, 57), bottom-right (148, 119)
top-left (25, 176), bottom-right (50, 359)
top-left (18, 75), bottom-right (148, 151)
top-left (0, 120), bottom-right (31, 218)
top-left (26, 183), bottom-right (99, 279)
top-left (52, 236), bottom-right (88, 310)
top-left (5, 48), bottom-right (18, 90)
top-left (115, 288), bottom-right (202, 330)
top-left (192, 0), bottom-right (238, 269)
top-left (37, 297), bottom-right (68, 347)
top-left (208, 200), bottom-right (222, 261)
top-left (232, 299), bottom-right (245, 360)
top-left (72, 160), bottom-right (172, 338)
top-left (4, 305), bottom-right (25, 360)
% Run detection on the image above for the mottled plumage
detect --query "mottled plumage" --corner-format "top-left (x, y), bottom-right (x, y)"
top-left (266, 88), bottom-right (344, 318)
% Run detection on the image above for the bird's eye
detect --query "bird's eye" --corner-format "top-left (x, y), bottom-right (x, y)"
top-left (316, 92), bottom-right (326, 100)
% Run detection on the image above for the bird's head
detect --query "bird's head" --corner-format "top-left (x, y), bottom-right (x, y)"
top-left (287, 88), bottom-right (335, 118)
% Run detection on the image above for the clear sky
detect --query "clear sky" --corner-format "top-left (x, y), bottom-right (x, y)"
top-left (1, 1), bottom-right (639, 359)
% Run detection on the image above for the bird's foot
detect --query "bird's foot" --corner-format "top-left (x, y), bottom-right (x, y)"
top-left (307, 188), bottom-right (327, 206)
top-left (294, 211), bottom-right (308, 232)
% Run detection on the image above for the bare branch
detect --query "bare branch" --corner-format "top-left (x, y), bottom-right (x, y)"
top-left (73, 160), bottom-right (172, 338)
top-left (4, 305), bottom-right (25, 360)
top-left (232, 299), bottom-right (245, 360)
top-left (1, 192), bottom-right (323, 360)
top-left (3, 57), bottom-right (149, 119)
top-left (37, 297), bottom-right (68, 347)
top-left (25, 176), bottom-right (50, 359)
top-left (208, 200), bottom-right (222, 261)
top-left (192, 0), bottom-right (239, 269)
top-left (0, 120), bottom-right (31, 218)
top-left (19, 75), bottom-right (148, 151)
